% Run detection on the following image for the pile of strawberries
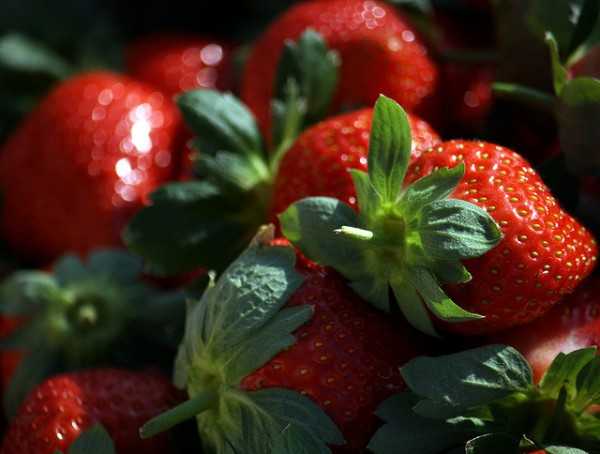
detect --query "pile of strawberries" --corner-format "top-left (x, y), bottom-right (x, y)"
top-left (1, 0), bottom-right (600, 453)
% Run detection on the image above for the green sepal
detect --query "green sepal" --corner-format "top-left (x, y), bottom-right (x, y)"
top-left (149, 227), bottom-right (345, 453)
top-left (368, 95), bottom-right (412, 205)
top-left (279, 197), bottom-right (365, 280)
top-left (124, 180), bottom-right (258, 275)
top-left (272, 29), bottom-right (340, 147)
top-left (0, 271), bottom-right (58, 315)
top-left (418, 199), bottom-right (502, 261)
top-left (546, 32), bottom-right (569, 95)
top-left (4, 344), bottom-right (58, 419)
top-left (572, 356), bottom-right (600, 411)
top-left (539, 347), bottom-right (597, 400)
top-left (350, 169), bottom-right (381, 220)
top-left (391, 279), bottom-right (438, 337)
top-left (178, 90), bottom-right (262, 158)
top-left (67, 424), bottom-right (116, 454)
top-left (465, 433), bottom-right (521, 454)
top-left (544, 447), bottom-right (590, 454)
top-left (0, 33), bottom-right (71, 79)
top-left (401, 345), bottom-right (533, 408)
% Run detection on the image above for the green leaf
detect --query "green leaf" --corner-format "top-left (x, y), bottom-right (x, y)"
top-left (391, 280), bottom-right (438, 337)
top-left (350, 277), bottom-right (390, 312)
top-left (273, 29), bottom-right (340, 129)
top-left (196, 150), bottom-right (269, 195)
top-left (418, 199), bottom-right (502, 261)
top-left (369, 393), bottom-right (482, 454)
top-left (400, 164), bottom-right (465, 217)
top-left (68, 424), bottom-right (116, 454)
top-left (4, 345), bottom-right (58, 419)
top-left (539, 347), bottom-right (597, 399)
top-left (86, 249), bottom-right (143, 284)
top-left (279, 197), bottom-right (365, 280)
top-left (401, 345), bottom-right (533, 408)
top-left (0, 271), bottom-right (58, 315)
top-left (546, 32), bottom-right (569, 94)
top-left (545, 447), bottom-right (589, 454)
top-left (53, 255), bottom-right (89, 285)
top-left (407, 268), bottom-right (483, 323)
top-left (124, 181), bottom-right (257, 274)
top-left (557, 77), bottom-right (600, 174)
top-left (573, 356), bottom-right (600, 410)
top-left (350, 169), bottom-right (381, 221)
top-left (0, 34), bottom-right (71, 78)
top-left (368, 95), bottom-right (412, 204)
top-left (178, 90), bottom-right (262, 157)
top-left (465, 433), bottom-right (520, 454)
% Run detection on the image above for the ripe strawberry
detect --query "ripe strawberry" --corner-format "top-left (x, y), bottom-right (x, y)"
top-left (0, 71), bottom-right (184, 264)
top-left (140, 227), bottom-right (436, 452)
top-left (280, 96), bottom-right (596, 337)
top-left (125, 91), bottom-right (440, 276)
top-left (241, 0), bottom-right (438, 137)
top-left (490, 276), bottom-right (600, 383)
top-left (126, 34), bottom-right (234, 98)
top-left (0, 369), bottom-right (182, 454)
top-left (270, 108), bottom-right (441, 217)
top-left (403, 140), bottom-right (597, 334)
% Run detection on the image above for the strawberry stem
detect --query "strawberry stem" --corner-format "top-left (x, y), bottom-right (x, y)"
top-left (492, 82), bottom-right (556, 114)
top-left (334, 226), bottom-right (374, 241)
top-left (140, 389), bottom-right (218, 439)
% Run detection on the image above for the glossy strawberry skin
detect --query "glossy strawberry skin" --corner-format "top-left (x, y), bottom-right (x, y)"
top-left (242, 0), bottom-right (438, 137)
top-left (125, 34), bottom-right (234, 99)
top-left (0, 369), bottom-right (182, 454)
top-left (404, 141), bottom-right (597, 334)
top-left (0, 72), bottom-right (184, 263)
top-left (270, 108), bottom-right (440, 217)
top-left (241, 255), bottom-right (435, 452)
top-left (490, 277), bottom-right (600, 383)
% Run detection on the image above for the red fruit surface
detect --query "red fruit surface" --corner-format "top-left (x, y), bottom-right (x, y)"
top-left (241, 258), bottom-right (434, 452)
top-left (404, 141), bottom-right (597, 334)
top-left (126, 34), bottom-right (234, 98)
top-left (0, 72), bottom-right (184, 263)
top-left (0, 369), bottom-right (182, 454)
top-left (242, 0), bottom-right (438, 137)
top-left (270, 108), bottom-right (441, 217)
top-left (490, 277), bottom-right (600, 383)
top-left (570, 45), bottom-right (600, 79)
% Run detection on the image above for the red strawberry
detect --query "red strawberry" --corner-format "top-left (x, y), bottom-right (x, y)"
top-left (125, 34), bottom-right (234, 98)
top-left (241, 0), bottom-right (438, 137)
top-left (0, 369), bottom-right (182, 454)
top-left (140, 228), bottom-right (436, 452)
top-left (279, 96), bottom-right (596, 337)
top-left (0, 71), bottom-right (184, 263)
top-left (490, 276), bottom-right (600, 383)
top-left (403, 140), bottom-right (597, 334)
top-left (270, 108), bottom-right (441, 217)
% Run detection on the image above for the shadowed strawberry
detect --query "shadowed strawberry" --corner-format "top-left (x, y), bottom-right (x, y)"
top-left (126, 34), bottom-right (234, 98)
top-left (370, 345), bottom-right (600, 453)
top-left (139, 226), bottom-right (436, 453)
top-left (0, 249), bottom-right (186, 418)
top-left (280, 95), bottom-right (597, 336)
top-left (0, 71), bottom-right (185, 264)
top-left (241, 0), bottom-right (438, 137)
top-left (0, 369), bottom-right (182, 454)
top-left (490, 277), bottom-right (600, 383)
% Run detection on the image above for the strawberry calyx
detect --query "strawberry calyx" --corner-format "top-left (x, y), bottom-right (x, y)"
top-left (124, 30), bottom-right (340, 276)
top-left (369, 345), bottom-right (600, 453)
top-left (56, 424), bottom-right (116, 454)
top-left (140, 226), bottom-right (345, 453)
top-left (0, 249), bottom-right (186, 418)
top-left (279, 95), bottom-right (502, 336)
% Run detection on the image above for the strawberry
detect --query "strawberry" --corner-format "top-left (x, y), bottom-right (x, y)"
top-left (140, 227), bottom-right (436, 452)
top-left (280, 96), bottom-right (596, 336)
top-left (0, 249), bottom-right (186, 418)
top-left (0, 71), bottom-right (184, 264)
top-left (370, 344), bottom-right (600, 453)
top-left (125, 34), bottom-right (234, 98)
top-left (124, 90), bottom-right (439, 276)
top-left (490, 276), bottom-right (600, 383)
top-left (241, 0), bottom-right (438, 137)
top-left (0, 368), bottom-right (182, 454)
top-left (270, 108), bottom-right (441, 217)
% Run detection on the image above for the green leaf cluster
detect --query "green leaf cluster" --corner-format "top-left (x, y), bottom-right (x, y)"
top-left (280, 95), bottom-right (502, 336)
top-left (370, 345), bottom-right (600, 453)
